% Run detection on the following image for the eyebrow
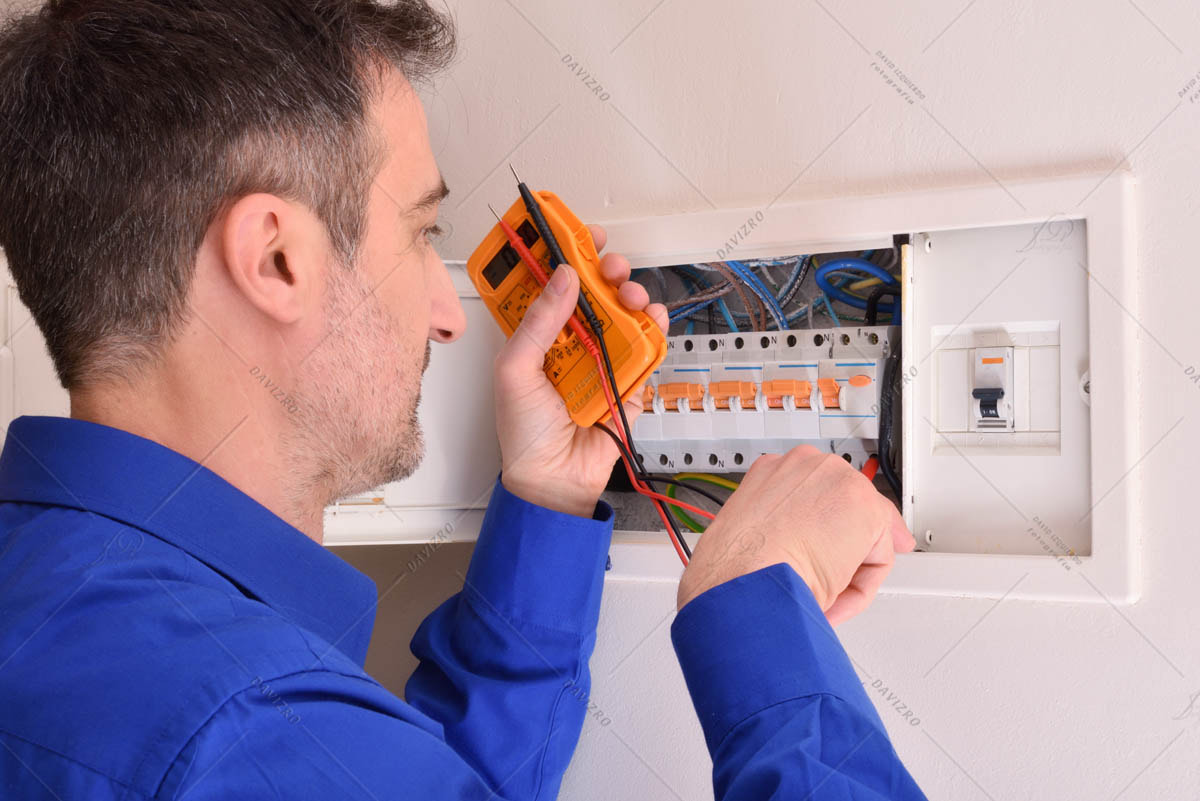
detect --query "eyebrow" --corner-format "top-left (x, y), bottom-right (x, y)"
top-left (406, 177), bottom-right (449, 215)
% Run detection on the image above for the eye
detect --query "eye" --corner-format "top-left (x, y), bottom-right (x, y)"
top-left (422, 223), bottom-right (446, 244)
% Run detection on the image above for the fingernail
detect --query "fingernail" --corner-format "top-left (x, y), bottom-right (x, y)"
top-left (546, 265), bottom-right (571, 296)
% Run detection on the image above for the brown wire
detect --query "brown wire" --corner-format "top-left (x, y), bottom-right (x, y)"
top-left (664, 280), bottom-right (736, 310)
top-left (705, 262), bottom-right (764, 330)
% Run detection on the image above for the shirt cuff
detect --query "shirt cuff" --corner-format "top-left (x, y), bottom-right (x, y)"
top-left (463, 475), bottom-right (614, 635)
top-left (670, 563), bottom-right (886, 752)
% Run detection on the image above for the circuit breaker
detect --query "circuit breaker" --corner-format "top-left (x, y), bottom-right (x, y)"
top-left (931, 322), bottom-right (1061, 447)
top-left (631, 326), bottom-right (897, 473)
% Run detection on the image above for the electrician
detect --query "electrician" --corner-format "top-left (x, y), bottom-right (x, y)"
top-left (0, 1), bottom-right (924, 798)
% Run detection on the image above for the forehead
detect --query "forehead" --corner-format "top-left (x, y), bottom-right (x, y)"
top-left (372, 70), bottom-right (440, 205)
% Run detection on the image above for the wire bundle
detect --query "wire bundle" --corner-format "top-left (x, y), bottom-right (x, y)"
top-left (658, 250), bottom-right (901, 333)
top-left (813, 258), bottom-right (900, 318)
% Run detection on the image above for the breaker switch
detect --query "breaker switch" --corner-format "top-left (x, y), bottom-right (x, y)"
top-left (641, 384), bottom-right (655, 411)
top-left (657, 382), bottom-right (704, 412)
top-left (817, 377), bottom-right (842, 408)
top-left (971, 347), bottom-right (1015, 430)
top-left (762, 379), bottom-right (812, 409)
top-left (710, 380), bottom-right (757, 410)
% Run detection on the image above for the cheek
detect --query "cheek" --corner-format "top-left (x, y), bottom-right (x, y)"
top-left (378, 272), bottom-right (431, 349)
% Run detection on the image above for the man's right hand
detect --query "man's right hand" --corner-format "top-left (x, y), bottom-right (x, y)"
top-left (676, 445), bottom-right (915, 625)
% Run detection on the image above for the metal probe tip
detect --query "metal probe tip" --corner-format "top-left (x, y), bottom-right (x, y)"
top-left (508, 163), bottom-right (521, 184)
top-left (487, 203), bottom-right (501, 222)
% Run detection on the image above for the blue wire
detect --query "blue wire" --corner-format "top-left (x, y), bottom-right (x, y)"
top-left (724, 255), bottom-right (854, 320)
top-left (670, 256), bottom-right (898, 328)
top-left (716, 297), bottom-right (739, 332)
top-left (820, 258), bottom-right (897, 283)
top-left (773, 255), bottom-right (810, 306)
top-left (822, 293), bottom-right (841, 326)
top-left (729, 260), bottom-right (788, 327)
top-left (814, 259), bottom-right (898, 313)
top-left (685, 319), bottom-right (695, 335)
top-left (667, 267), bottom-right (714, 323)
top-left (677, 268), bottom-right (702, 292)
top-left (670, 262), bottom-right (783, 328)
top-left (681, 263), bottom-right (740, 331)
top-left (784, 303), bottom-right (811, 323)
top-left (725, 260), bottom-right (788, 330)
top-left (669, 296), bottom-right (716, 321)
top-left (667, 267), bottom-right (737, 331)
top-left (669, 301), bottom-right (707, 322)
top-left (712, 256), bottom-right (808, 322)
top-left (666, 267), bottom-right (742, 330)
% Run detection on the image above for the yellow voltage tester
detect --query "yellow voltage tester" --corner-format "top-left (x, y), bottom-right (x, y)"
top-left (466, 181), bottom-right (666, 428)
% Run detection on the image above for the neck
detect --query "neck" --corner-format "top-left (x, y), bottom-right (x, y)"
top-left (69, 349), bottom-right (327, 544)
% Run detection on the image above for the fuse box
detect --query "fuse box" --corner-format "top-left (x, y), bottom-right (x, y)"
top-left (631, 326), bottom-right (897, 474)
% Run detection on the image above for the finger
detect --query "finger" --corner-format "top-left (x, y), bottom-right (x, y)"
top-left (646, 302), bottom-right (668, 334)
top-left (620, 384), bottom-right (645, 426)
top-left (888, 503), bottom-right (916, 553)
top-left (825, 529), bottom-right (895, 625)
top-left (825, 566), bottom-right (885, 625)
top-left (617, 279), bottom-right (650, 311)
top-left (600, 251), bottom-right (631, 285)
top-left (498, 265), bottom-right (579, 378)
top-left (586, 223), bottom-right (607, 252)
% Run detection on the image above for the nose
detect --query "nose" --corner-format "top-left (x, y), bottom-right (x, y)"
top-left (428, 255), bottom-right (467, 344)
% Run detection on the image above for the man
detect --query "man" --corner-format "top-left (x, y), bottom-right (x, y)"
top-left (0, 1), bottom-right (924, 798)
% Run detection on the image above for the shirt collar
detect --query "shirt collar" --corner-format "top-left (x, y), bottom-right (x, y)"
top-left (0, 415), bottom-right (378, 665)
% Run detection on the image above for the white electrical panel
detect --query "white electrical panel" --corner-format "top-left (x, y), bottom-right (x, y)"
top-left (907, 222), bottom-right (1091, 563)
top-left (599, 173), bottom-right (1138, 603)
top-left (632, 327), bottom-right (896, 473)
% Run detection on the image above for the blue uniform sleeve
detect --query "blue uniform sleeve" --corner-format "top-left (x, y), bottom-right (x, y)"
top-left (671, 563), bottom-right (927, 800)
top-left (404, 476), bottom-right (614, 801)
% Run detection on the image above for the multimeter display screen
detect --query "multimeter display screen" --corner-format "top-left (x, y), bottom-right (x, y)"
top-left (482, 220), bottom-right (541, 289)
top-left (483, 245), bottom-right (520, 290)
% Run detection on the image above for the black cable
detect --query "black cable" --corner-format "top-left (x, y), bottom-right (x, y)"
top-left (593, 424), bottom-right (728, 507)
top-left (866, 287), bottom-right (900, 326)
top-left (593, 422), bottom-right (692, 558)
top-left (877, 350), bottom-right (902, 500)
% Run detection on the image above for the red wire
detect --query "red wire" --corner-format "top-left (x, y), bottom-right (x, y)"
top-left (861, 456), bottom-right (879, 480)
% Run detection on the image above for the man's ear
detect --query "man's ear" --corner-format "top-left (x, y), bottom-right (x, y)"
top-left (219, 193), bottom-right (323, 325)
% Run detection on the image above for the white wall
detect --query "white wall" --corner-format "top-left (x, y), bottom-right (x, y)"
top-left (424, 1), bottom-right (1200, 797)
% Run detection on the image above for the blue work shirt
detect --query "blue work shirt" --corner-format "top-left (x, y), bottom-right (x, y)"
top-left (0, 415), bottom-right (923, 799)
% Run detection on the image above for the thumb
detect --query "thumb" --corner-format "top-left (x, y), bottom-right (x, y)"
top-left (500, 264), bottom-right (579, 374)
